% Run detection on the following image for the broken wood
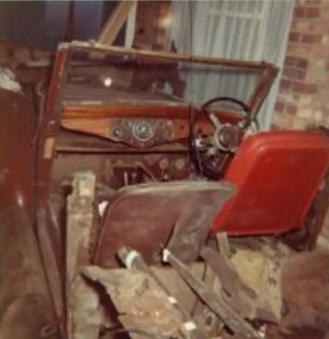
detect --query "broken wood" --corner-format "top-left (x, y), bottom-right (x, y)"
top-left (216, 232), bottom-right (232, 258)
top-left (201, 247), bottom-right (257, 300)
top-left (117, 247), bottom-right (208, 339)
top-left (66, 171), bottom-right (100, 339)
top-left (163, 249), bottom-right (261, 339)
top-left (230, 247), bottom-right (283, 323)
top-left (99, 1), bottom-right (135, 45)
top-left (82, 266), bottom-right (184, 339)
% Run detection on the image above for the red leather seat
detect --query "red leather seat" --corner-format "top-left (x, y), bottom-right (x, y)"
top-left (212, 131), bottom-right (329, 235)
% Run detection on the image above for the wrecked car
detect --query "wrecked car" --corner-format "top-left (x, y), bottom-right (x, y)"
top-left (1, 41), bottom-right (329, 339)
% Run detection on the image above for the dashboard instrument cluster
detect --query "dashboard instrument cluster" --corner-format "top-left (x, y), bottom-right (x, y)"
top-left (109, 118), bottom-right (175, 148)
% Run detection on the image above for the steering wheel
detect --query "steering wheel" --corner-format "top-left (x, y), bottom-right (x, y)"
top-left (190, 96), bottom-right (253, 179)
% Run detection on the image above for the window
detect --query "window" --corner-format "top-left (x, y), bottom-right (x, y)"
top-left (169, 0), bottom-right (294, 129)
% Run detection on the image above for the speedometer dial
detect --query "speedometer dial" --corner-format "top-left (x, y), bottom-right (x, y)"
top-left (132, 120), bottom-right (154, 142)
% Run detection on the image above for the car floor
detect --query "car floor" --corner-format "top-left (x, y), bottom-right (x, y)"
top-left (267, 249), bottom-right (329, 339)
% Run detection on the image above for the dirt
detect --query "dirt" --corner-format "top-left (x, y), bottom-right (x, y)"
top-left (267, 249), bottom-right (329, 339)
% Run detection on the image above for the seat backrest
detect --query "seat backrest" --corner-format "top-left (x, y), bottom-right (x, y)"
top-left (212, 131), bottom-right (329, 235)
top-left (94, 181), bottom-right (233, 267)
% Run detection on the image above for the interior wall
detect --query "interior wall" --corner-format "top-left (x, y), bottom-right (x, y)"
top-left (0, 1), bottom-right (125, 51)
top-left (0, 1), bottom-right (51, 50)
top-left (273, 0), bottom-right (329, 130)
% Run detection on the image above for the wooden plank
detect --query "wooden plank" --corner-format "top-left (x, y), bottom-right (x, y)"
top-left (68, 40), bottom-right (276, 70)
top-left (66, 172), bottom-right (97, 339)
top-left (164, 249), bottom-right (261, 339)
top-left (99, 1), bottom-right (135, 45)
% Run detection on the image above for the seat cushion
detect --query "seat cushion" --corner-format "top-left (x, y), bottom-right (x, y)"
top-left (93, 181), bottom-right (234, 267)
top-left (212, 131), bottom-right (329, 235)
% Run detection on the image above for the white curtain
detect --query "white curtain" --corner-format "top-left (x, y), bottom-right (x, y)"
top-left (169, 0), bottom-right (294, 130)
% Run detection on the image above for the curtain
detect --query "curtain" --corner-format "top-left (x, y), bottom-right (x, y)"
top-left (168, 0), bottom-right (294, 130)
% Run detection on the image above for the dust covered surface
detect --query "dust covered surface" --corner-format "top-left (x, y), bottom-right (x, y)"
top-left (267, 249), bottom-right (329, 339)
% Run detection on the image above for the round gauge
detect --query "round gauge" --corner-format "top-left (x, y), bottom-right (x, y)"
top-left (112, 127), bottom-right (123, 139)
top-left (132, 120), bottom-right (154, 142)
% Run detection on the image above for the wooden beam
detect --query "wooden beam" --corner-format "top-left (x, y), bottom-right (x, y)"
top-left (99, 1), bottom-right (135, 45)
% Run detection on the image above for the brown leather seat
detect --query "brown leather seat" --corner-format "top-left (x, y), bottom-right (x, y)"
top-left (93, 181), bottom-right (234, 268)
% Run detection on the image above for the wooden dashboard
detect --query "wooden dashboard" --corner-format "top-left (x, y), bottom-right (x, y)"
top-left (61, 105), bottom-right (244, 149)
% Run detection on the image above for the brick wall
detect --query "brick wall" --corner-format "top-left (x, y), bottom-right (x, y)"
top-left (273, 0), bottom-right (329, 130)
top-left (272, 0), bottom-right (329, 245)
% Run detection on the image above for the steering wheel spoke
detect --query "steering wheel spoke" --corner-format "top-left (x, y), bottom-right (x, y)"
top-left (191, 96), bottom-right (251, 179)
top-left (209, 112), bottom-right (222, 130)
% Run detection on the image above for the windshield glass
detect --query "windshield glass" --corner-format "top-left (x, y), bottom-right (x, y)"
top-left (61, 43), bottom-right (273, 115)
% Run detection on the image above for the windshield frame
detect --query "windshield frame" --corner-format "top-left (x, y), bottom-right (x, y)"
top-left (57, 41), bottom-right (278, 117)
